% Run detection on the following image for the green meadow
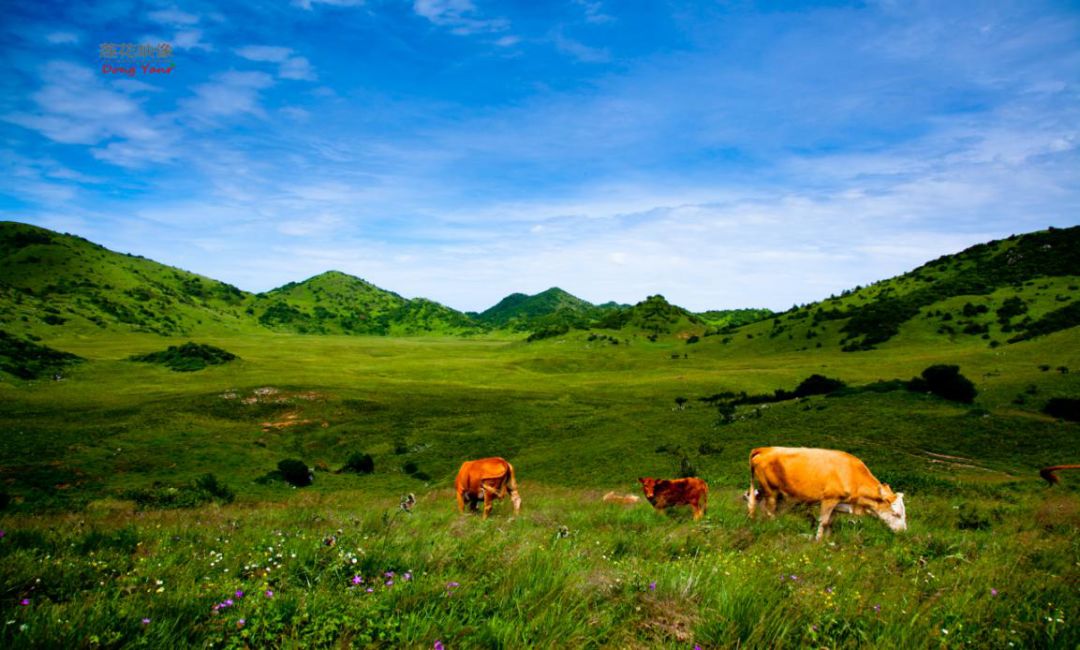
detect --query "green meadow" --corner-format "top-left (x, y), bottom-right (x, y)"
top-left (1, 325), bottom-right (1078, 648)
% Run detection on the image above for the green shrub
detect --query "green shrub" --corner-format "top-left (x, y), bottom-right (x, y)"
top-left (129, 342), bottom-right (238, 372)
top-left (277, 459), bottom-right (313, 487)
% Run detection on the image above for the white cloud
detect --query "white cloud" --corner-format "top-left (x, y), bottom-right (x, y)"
top-left (279, 56), bottom-right (316, 80)
top-left (292, 0), bottom-right (364, 9)
top-left (174, 29), bottom-right (212, 51)
top-left (236, 46), bottom-right (317, 81)
top-left (413, 0), bottom-right (508, 35)
top-left (45, 31), bottom-right (80, 44)
top-left (235, 45), bottom-right (292, 63)
top-left (2, 61), bottom-right (176, 165)
top-left (148, 8), bottom-right (200, 26)
top-left (182, 71), bottom-right (275, 120)
top-left (552, 32), bottom-right (609, 62)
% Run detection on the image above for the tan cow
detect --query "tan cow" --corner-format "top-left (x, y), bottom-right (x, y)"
top-left (747, 447), bottom-right (906, 540)
top-left (455, 457), bottom-right (521, 519)
top-left (602, 491), bottom-right (641, 505)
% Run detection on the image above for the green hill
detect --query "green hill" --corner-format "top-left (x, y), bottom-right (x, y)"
top-left (0, 221), bottom-right (252, 338)
top-left (250, 271), bottom-right (481, 336)
top-left (476, 287), bottom-right (605, 331)
top-left (0, 224), bottom-right (482, 339)
top-left (697, 308), bottom-right (774, 329)
top-left (713, 225), bottom-right (1080, 354)
top-left (594, 294), bottom-right (708, 339)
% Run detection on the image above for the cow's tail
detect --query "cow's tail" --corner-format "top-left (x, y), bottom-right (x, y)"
top-left (506, 461), bottom-right (522, 514)
top-left (747, 448), bottom-right (767, 515)
top-left (1040, 464), bottom-right (1080, 486)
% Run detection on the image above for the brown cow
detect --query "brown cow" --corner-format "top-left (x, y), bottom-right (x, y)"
top-left (1040, 464), bottom-right (1080, 485)
top-left (638, 477), bottom-right (708, 520)
top-left (455, 457), bottom-right (521, 519)
top-left (747, 447), bottom-right (906, 540)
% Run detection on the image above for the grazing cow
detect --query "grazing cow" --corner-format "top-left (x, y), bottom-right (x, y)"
top-left (637, 477), bottom-right (708, 520)
top-left (602, 491), bottom-right (641, 505)
top-left (455, 457), bottom-right (521, 519)
top-left (1040, 464), bottom-right (1080, 485)
top-left (747, 447), bottom-right (906, 540)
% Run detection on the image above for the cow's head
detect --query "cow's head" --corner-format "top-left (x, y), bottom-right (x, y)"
top-left (638, 477), bottom-right (659, 503)
top-left (874, 484), bottom-right (907, 532)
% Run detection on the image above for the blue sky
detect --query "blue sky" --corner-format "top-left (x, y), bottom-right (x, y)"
top-left (2, 1), bottom-right (1078, 312)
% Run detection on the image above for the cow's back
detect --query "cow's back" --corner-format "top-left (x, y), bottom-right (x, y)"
top-left (751, 447), bottom-right (880, 502)
top-left (456, 457), bottom-right (511, 494)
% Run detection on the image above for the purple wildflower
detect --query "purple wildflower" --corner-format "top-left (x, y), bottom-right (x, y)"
top-left (265, 590), bottom-right (274, 598)
top-left (873, 604), bottom-right (881, 613)
top-left (235, 590), bottom-right (244, 599)
top-left (237, 619), bottom-right (246, 628)
top-left (142, 618), bottom-right (151, 625)
top-left (384, 571), bottom-right (395, 578)
top-left (225, 598), bottom-right (234, 607)
top-left (790, 575), bottom-right (799, 581)
top-left (434, 641), bottom-right (445, 650)
top-left (648, 581), bottom-right (656, 591)
top-left (20, 598), bottom-right (30, 606)
top-left (447, 581), bottom-right (459, 590)
top-left (403, 572), bottom-right (412, 581)
top-left (352, 575), bottom-right (363, 585)
top-left (826, 587), bottom-right (833, 594)
top-left (366, 587), bottom-right (374, 593)
top-left (385, 579), bottom-right (394, 587)
top-left (0, 530), bottom-right (5, 538)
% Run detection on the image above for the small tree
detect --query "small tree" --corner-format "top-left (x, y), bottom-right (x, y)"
top-left (342, 452), bottom-right (375, 474)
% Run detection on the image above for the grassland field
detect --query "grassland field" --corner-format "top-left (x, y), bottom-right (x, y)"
top-left (0, 326), bottom-right (1078, 648)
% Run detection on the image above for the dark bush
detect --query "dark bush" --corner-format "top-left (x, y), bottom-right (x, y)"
top-left (1043, 398), bottom-right (1080, 422)
top-left (0, 491), bottom-right (10, 510)
top-left (911, 365), bottom-right (977, 403)
top-left (794, 374), bottom-right (847, 397)
top-left (342, 452), bottom-right (375, 474)
top-left (277, 459), bottom-right (313, 487)
top-left (402, 461), bottom-right (419, 475)
top-left (194, 473), bottom-right (235, 503)
top-left (130, 342), bottom-right (238, 372)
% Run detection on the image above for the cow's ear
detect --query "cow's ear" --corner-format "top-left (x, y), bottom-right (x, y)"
top-left (637, 477), bottom-right (645, 484)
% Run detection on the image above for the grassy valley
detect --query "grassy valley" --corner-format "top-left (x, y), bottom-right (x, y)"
top-left (0, 223), bottom-right (1078, 648)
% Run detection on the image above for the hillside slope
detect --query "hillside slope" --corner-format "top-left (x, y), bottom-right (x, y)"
top-left (250, 271), bottom-right (481, 335)
top-left (0, 221), bottom-right (253, 337)
top-left (475, 287), bottom-right (608, 332)
top-left (714, 226), bottom-right (1080, 354)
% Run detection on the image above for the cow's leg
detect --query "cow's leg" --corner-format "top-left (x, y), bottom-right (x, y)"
top-left (816, 499), bottom-right (840, 541)
top-left (482, 482), bottom-right (494, 520)
top-left (763, 492), bottom-right (778, 518)
top-left (692, 499), bottom-right (704, 521)
top-left (746, 487), bottom-right (757, 517)
top-left (456, 489), bottom-right (466, 514)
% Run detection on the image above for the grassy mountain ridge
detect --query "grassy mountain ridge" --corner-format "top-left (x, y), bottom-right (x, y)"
top-left (475, 287), bottom-right (609, 331)
top-left (709, 226), bottom-right (1080, 354)
top-left (250, 270), bottom-right (479, 336)
top-left (0, 221), bottom-right (253, 338)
